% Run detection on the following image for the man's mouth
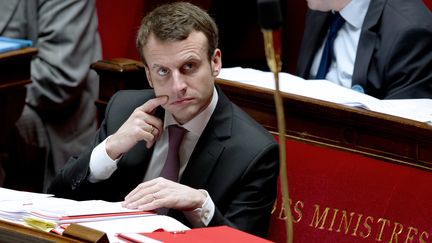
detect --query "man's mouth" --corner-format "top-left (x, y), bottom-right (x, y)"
top-left (171, 98), bottom-right (193, 105)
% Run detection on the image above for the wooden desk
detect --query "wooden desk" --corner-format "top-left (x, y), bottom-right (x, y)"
top-left (91, 58), bottom-right (432, 167)
top-left (0, 48), bottom-right (37, 145)
top-left (91, 58), bottom-right (150, 124)
top-left (92, 59), bottom-right (432, 242)
top-left (0, 220), bottom-right (82, 243)
top-left (0, 47), bottom-right (37, 184)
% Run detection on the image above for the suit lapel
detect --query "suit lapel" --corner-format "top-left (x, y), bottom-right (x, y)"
top-left (352, 0), bottom-right (385, 88)
top-left (0, 0), bottom-right (20, 35)
top-left (180, 86), bottom-right (232, 189)
top-left (297, 10), bottom-right (331, 78)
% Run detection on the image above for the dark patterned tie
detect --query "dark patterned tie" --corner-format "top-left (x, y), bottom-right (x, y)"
top-left (315, 12), bottom-right (346, 79)
top-left (159, 125), bottom-right (187, 182)
top-left (156, 125), bottom-right (187, 215)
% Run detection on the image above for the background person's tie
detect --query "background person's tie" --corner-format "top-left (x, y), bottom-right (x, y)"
top-left (315, 12), bottom-right (346, 79)
top-left (159, 125), bottom-right (187, 182)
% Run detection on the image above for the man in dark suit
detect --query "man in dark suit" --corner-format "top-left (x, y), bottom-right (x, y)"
top-left (297, 0), bottom-right (432, 99)
top-left (48, 2), bottom-right (279, 238)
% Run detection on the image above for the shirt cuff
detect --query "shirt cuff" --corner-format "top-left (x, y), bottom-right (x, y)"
top-left (183, 190), bottom-right (215, 227)
top-left (89, 136), bottom-right (119, 182)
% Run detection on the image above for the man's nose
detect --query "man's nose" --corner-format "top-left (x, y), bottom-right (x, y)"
top-left (172, 71), bottom-right (187, 91)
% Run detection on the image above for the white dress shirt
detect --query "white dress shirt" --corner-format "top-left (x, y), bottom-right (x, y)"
top-left (310, 0), bottom-right (371, 89)
top-left (89, 87), bottom-right (219, 227)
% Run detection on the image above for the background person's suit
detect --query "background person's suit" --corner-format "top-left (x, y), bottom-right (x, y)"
top-left (0, 0), bottom-right (102, 192)
top-left (297, 0), bottom-right (432, 99)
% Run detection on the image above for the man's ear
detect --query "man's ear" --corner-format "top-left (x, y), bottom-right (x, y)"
top-left (144, 66), bottom-right (153, 88)
top-left (211, 49), bottom-right (222, 77)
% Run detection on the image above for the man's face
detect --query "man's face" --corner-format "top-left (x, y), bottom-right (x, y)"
top-left (143, 31), bottom-right (221, 124)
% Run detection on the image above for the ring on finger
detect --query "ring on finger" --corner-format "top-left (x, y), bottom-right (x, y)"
top-left (150, 125), bottom-right (155, 134)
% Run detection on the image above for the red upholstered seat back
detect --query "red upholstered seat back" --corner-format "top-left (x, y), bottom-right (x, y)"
top-left (268, 135), bottom-right (432, 243)
top-left (96, 0), bottom-right (144, 59)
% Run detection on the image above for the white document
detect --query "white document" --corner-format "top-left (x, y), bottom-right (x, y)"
top-left (0, 187), bottom-right (52, 202)
top-left (78, 215), bottom-right (190, 243)
top-left (0, 192), bottom-right (152, 224)
top-left (0, 188), bottom-right (189, 243)
top-left (218, 67), bottom-right (432, 123)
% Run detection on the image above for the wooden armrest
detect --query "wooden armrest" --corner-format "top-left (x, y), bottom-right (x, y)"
top-left (91, 58), bottom-right (148, 102)
top-left (91, 58), bottom-right (149, 123)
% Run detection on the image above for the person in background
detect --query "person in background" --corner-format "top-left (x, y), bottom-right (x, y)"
top-left (48, 2), bottom-right (279, 238)
top-left (297, 0), bottom-right (432, 99)
top-left (0, 0), bottom-right (102, 192)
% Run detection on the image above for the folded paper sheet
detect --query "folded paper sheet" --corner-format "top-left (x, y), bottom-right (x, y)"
top-left (218, 67), bottom-right (432, 123)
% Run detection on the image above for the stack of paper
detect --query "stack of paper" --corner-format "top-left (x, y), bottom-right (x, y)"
top-left (0, 187), bottom-right (189, 241)
top-left (0, 193), bottom-right (153, 224)
top-left (218, 67), bottom-right (432, 123)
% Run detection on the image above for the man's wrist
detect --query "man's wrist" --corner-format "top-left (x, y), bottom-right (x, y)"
top-left (184, 189), bottom-right (215, 227)
top-left (105, 135), bottom-right (121, 160)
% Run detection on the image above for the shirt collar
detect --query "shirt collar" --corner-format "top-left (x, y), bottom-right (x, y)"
top-left (339, 0), bottom-right (371, 29)
top-left (164, 86), bottom-right (218, 136)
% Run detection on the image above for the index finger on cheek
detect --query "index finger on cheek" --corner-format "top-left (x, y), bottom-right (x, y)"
top-left (137, 95), bottom-right (168, 114)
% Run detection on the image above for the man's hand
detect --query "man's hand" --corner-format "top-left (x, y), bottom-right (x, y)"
top-left (122, 177), bottom-right (207, 212)
top-left (105, 96), bottom-right (168, 160)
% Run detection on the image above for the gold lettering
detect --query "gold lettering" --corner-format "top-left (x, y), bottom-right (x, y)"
top-left (271, 200), bottom-right (277, 214)
top-left (419, 231), bottom-right (429, 243)
top-left (404, 226), bottom-right (418, 243)
top-left (277, 199), bottom-right (431, 243)
top-left (336, 210), bottom-right (355, 234)
top-left (328, 208), bottom-right (339, 231)
top-left (351, 214), bottom-right (363, 237)
top-left (389, 222), bottom-right (403, 243)
top-left (278, 201), bottom-right (287, 220)
top-left (292, 200), bottom-right (304, 223)
top-left (376, 218), bottom-right (390, 242)
top-left (277, 198), bottom-right (289, 220)
top-left (309, 204), bottom-right (330, 230)
top-left (360, 216), bottom-right (374, 239)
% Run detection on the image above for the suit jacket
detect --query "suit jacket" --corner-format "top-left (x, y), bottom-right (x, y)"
top-left (48, 87), bottom-right (279, 238)
top-left (0, 0), bottom-right (101, 190)
top-left (297, 0), bottom-right (432, 99)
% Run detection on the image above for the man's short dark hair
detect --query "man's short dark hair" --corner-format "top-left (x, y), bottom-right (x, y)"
top-left (136, 2), bottom-right (219, 65)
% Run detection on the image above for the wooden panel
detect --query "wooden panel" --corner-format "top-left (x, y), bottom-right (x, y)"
top-left (0, 48), bottom-right (37, 183)
top-left (216, 78), bottom-right (432, 169)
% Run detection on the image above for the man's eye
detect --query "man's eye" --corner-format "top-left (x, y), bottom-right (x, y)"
top-left (157, 68), bottom-right (169, 76)
top-left (183, 63), bottom-right (194, 71)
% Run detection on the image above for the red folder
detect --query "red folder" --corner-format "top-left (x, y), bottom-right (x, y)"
top-left (119, 226), bottom-right (273, 243)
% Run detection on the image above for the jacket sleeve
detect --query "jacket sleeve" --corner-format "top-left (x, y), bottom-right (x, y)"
top-left (382, 25), bottom-right (432, 99)
top-left (27, 0), bottom-right (101, 113)
top-left (210, 142), bottom-right (279, 238)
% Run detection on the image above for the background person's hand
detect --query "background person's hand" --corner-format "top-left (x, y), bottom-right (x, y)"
top-left (105, 96), bottom-right (168, 160)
